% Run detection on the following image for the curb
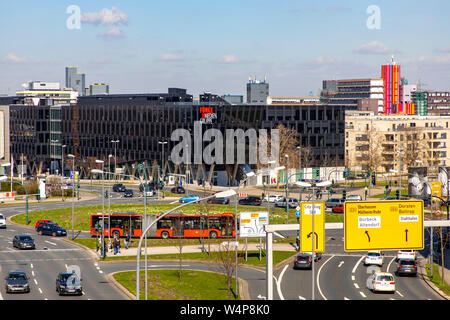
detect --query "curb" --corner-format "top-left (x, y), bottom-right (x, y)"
top-left (418, 256), bottom-right (449, 300)
top-left (106, 272), bottom-right (136, 300)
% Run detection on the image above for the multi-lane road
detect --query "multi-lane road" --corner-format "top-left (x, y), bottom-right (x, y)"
top-left (0, 187), bottom-right (447, 300)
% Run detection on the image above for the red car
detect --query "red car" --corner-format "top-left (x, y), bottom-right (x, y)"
top-left (35, 219), bottom-right (57, 230)
top-left (332, 203), bottom-right (344, 213)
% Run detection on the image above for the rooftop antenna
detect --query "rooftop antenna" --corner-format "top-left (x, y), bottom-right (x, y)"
top-left (391, 54), bottom-right (396, 65)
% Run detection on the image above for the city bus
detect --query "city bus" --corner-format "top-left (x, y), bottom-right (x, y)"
top-left (90, 212), bottom-right (236, 239)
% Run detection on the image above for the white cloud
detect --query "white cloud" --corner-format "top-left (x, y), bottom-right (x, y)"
top-left (354, 41), bottom-right (391, 55)
top-left (97, 27), bottom-right (126, 40)
top-left (216, 54), bottom-right (240, 64)
top-left (157, 53), bottom-right (185, 61)
top-left (81, 7), bottom-right (128, 25)
top-left (1, 53), bottom-right (27, 63)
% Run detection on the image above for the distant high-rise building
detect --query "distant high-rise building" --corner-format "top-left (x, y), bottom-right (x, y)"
top-left (65, 66), bottom-right (86, 96)
top-left (247, 77), bottom-right (269, 104)
top-left (89, 83), bottom-right (109, 95)
top-left (381, 58), bottom-right (401, 114)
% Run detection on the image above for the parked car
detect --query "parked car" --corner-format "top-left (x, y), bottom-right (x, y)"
top-left (325, 198), bottom-right (345, 209)
top-left (207, 197), bottom-right (230, 205)
top-left (332, 203), bottom-right (344, 213)
top-left (238, 196), bottom-right (262, 206)
top-left (368, 272), bottom-right (396, 293)
top-left (5, 271), bottom-right (30, 293)
top-left (396, 259), bottom-right (417, 276)
top-left (56, 272), bottom-right (83, 296)
top-left (396, 250), bottom-right (416, 261)
top-left (381, 196), bottom-right (409, 201)
top-left (113, 184), bottom-right (126, 192)
top-left (124, 189), bottom-right (134, 197)
top-left (0, 213), bottom-right (6, 228)
top-left (13, 234), bottom-right (35, 250)
top-left (345, 194), bottom-right (362, 201)
top-left (263, 194), bottom-right (283, 203)
top-left (275, 197), bottom-right (299, 208)
top-left (36, 222), bottom-right (67, 237)
top-left (170, 186), bottom-right (186, 194)
top-left (179, 194), bottom-right (200, 203)
top-left (364, 251), bottom-right (384, 266)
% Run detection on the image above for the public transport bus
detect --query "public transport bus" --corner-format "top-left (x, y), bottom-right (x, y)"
top-left (90, 212), bottom-right (236, 239)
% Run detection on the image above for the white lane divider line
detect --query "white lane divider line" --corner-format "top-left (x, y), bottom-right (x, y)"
top-left (397, 291), bottom-right (404, 298)
top-left (360, 292), bottom-right (367, 298)
top-left (352, 255), bottom-right (365, 274)
top-left (317, 255), bottom-right (334, 301)
top-left (354, 283), bottom-right (359, 289)
top-left (344, 297), bottom-right (350, 300)
top-left (34, 279), bottom-right (38, 285)
top-left (338, 261), bottom-right (344, 268)
top-left (31, 271), bottom-right (35, 277)
top-left (298, 296), bottom-right (306, 300)
top-left (351, 275), bottom-right (355, 281)
top-left (45, 240), bottom-right (57, 246)
top-left (276, 264), bottom-right (288, 301)
top-left (38, 288), bottom-right (43, 294)
top-left (30, 264), bottom-right (33, 269)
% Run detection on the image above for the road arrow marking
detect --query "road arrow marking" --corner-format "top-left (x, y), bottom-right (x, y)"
top-left (338, 261), bottom-right (344, 268)
top-left (257, 294), bottom-right (266, 300)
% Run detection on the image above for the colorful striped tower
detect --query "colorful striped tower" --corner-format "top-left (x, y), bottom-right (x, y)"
top-left (381, 63), bottom-right (401, 114)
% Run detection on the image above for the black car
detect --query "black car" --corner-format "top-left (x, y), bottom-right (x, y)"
top-left (396, 259), bottom-right (417, 276)
top-left (56, 272), bottom-right (83, 296)
top-left (36, 222), bottom-right (67, 237)
top-left (207, 197), bottom-right (230, 205)
top-left (124, 189), bottom-right (134, 197)
top-left (293, 252), bottom-right (321, 270)
top-left (113, 183), bottom-right (126, 192)
top-left (5, 271), bottom-right (30, 293)
top-left (238, 196), bottom-right (262, 206)
top-left (13, 234), bottom-right (35, 250)
top-left (139, 183), bottom-right (155, 193)
top-left (170, 186), bottom-right (186, 194)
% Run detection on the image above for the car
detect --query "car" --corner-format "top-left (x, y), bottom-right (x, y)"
top-left (332, 203), bottom-right (344, 213)
top-left (238, 196), bottom-right (262, 206)
top-left (5, 271), bottom-right (30, 293)
top-left (364, 251), bottom-right (384, 266)
top-left (113, 183), bottom-right (126, 192)
top-left (35, 219), bottom-right (55, 230)
top-left (396, 259), bottom-right (417, 276)
top-left (396, 250), bottom-right (416, 261)
top-left (274, 197), bottom-right (299, 208)
top-left (345, 194), bottom-right (362, 201)
top-left (56, 272), bottom-right (83, 296)
top-left (13, 234), bottom-right (35, 250)
top-left (36, 222), bottom-right (67, 237)
top-left (381, 196), bottom-right (409, 201)
top-left (325, 198), bottom-right (345, 209)
top-left (0, 213), bottom-right (6, 228)
top-left (170, 186), bottom-right (186, 194)
top-left (293, 252), bottom-right (322, 270)
top-left (369, 272), bottom-right (396, 293)
top-left (263, 194), bottom-right (283, 203)
top-left (124, 189), bottom-right (134, 197)
top-left (207, 197), bottom-right (230, 205)
top-left (179, 194), bottom-right (200, 203)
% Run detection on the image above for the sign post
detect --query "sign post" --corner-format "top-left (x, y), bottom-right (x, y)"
top-left (344, 200), bottom-right (424, 251)
top-left (300, 202), bottom-right (325, 252)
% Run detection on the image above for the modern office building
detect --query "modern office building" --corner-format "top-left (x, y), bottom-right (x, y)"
top-left (321, 78), bottom-right (384, 113)
top-left (221, 95), bottom-right (243, 104)
top-left (426, 91), bottom-right (450, 115)
top-left (345, 113), bottom-right (450, 173)
top-left (381, 60), bottom-right (401, 114)
top-left (65, 67), bottom-right (86, 97)
top-left (267, 96), bottom-right (320, 105)
top-left (89, 83), bottom-right (109, 95)
top-left (15, 81), bottom-right (78, 104)
top-left (247, 77), bottom-right (269, 104)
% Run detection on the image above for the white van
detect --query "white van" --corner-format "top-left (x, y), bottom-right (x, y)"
top-left (346, 194), bottom-right (362, 201)
top-left (0, 213), bottom-right (6, 228)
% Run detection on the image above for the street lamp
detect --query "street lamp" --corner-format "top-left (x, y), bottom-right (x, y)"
top-left (135, 189), bottom-right (237, 300)
top-left (67, 154), bottom-right (75, 239)
top-left (296, 180), bottom-right (331, 301)
top-left (111, 140), bottom-right (120, 180)
top-left (92, 159), bottom-right (105, 259)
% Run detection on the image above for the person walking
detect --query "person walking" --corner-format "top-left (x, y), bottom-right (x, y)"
top-left (113, 235), bottom-right (120, 255)
top-left (125, 232), bottom-right (131, 249)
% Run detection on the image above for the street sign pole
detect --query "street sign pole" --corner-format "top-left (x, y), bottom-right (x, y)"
top-left (311, 185), bottom-right (315, 301)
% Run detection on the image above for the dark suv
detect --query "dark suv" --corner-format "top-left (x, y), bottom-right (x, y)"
top-left (396, 259), bottom-right (417, 276)
top-left (56, 272), bottom-right (83, 296)
top-left (113, 184), bottom-right (126, 192)
top-left (238, 196), bottom-right (262, 206)
top-left (13, 234), bottom-right (35, 250)
top-left (36, 222), bottom-right (67, 237)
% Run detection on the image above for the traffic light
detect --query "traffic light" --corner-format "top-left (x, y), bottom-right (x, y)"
top-left (396, 189), bottom-right (400, 200)
top-left (342, 189), bottom-right (347, 200)
top-left (371, 174), bottom-right (376, 186)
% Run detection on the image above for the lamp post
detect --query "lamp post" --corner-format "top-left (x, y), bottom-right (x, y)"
top-left (237, 171), bottom-right (255, 260)
top-left (92, 159), bottom-right (105, 259)
top-left (135, 189), bottom-right (237, 300)
top-left (285, 154), bottom-right (290, 224)
top-left (296, 180), bottom-right (331, 301)
top-left (67, 154), bottom-right (75, 239)
top-left (111, 140), bottom-right (120, 180)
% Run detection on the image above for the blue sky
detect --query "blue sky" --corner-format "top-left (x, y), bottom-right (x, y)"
top-left (1, 0), bottom-right (450, 97)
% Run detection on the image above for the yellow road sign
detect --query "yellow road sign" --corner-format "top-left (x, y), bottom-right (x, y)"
top-left (300, 202), bottom-right (325, 252)
top-left (431, 181), bottom-right (441, 200)
top-left (344, 200), bottom-right (424, 251)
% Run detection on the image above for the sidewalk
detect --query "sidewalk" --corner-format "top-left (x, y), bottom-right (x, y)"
top-left (0, 191), bottom-right (98, 206)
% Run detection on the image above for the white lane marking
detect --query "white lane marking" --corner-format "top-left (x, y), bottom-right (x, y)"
top-left (351, 275), bottom-right (355, 281)
top-left (387, 257), bottom-right (396, 272)
top-left (274, 232), bottom-right (285, 238)
top-left (298, 296), bottom-right (306, 300)
top-left (169, 200), bottom-right (178, 204)
top-left (38, 288), bottom-right (43, 294)
top-left (44, 240), bottom-right (57, 246)
top-left (31, 271), bottom-right (35, 276)
top-left (344, 297), bottom-right (350, 300)
top-left (0, 248), bottom-right (81, 253)
top-left (360, 292), bottom-right (367, 298)
top-left (338, 261), bottom-right (344, 268)
top-left (34, 279), bottom-right (38, 285)
top-left (317, 255), bottom-right (334, 301)
top-left (397, 291), bottom-right (404, 298)
top-left (352, 255), bottom-right (365, 274)
top-left (354, 283), bottom-right (359, 289)
top-left (99, 270), bottom-right (103, 274)
top-left (276, 264), bottom-right (288, 300)
top-left (30, 264), bottom-right (33, 268)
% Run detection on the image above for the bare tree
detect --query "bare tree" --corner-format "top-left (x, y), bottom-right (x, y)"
top-left (362, 126), bottom-right (383, 173)
top-left (214, 241), bottom-right (238, 299)
top-left (171, 217), bottom-right (185, 282)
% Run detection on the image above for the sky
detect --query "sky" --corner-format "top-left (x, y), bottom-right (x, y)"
top-left (1, 0), bottom-right (450, 97)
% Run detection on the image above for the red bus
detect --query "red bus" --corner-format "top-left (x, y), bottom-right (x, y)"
top-left (90, 212), bottom-right (236, 239)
